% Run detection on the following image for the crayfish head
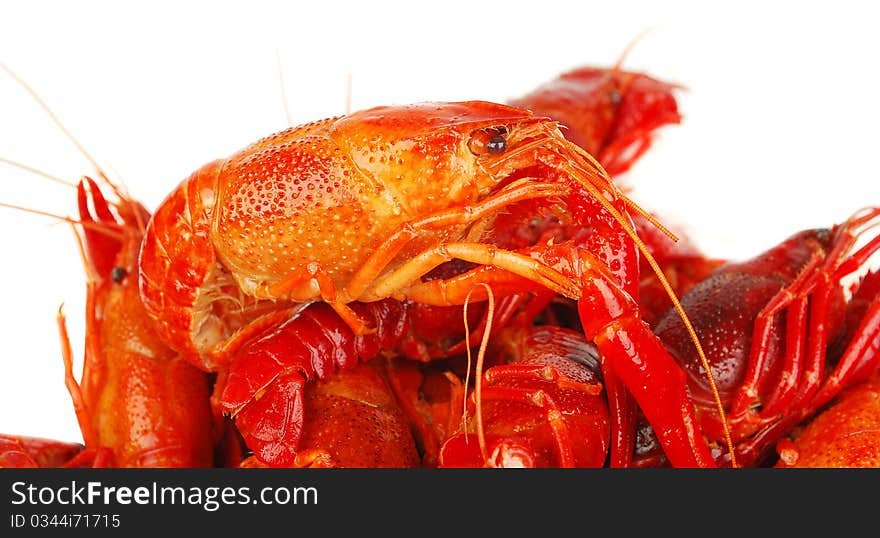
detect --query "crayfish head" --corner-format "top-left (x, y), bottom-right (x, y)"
top-left (330, 101), bottom-right (561, 216)
top-left (76, 176), bottom-right (150, 286)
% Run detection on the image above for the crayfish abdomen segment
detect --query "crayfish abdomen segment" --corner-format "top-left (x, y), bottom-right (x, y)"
top-left (139, 159), bottom-right (227, 368)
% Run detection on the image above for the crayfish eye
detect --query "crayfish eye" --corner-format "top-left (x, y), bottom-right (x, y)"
top-left (468, 127), bottom-right (508, 156)
top-left (111, 267), bottom-right (127, 283)
top-left (487, 135), bottom-right (507, 154)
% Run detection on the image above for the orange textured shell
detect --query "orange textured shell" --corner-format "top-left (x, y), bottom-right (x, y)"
top-left (213, 102), bottom-right (540, 292)
top-left (138, 101), bottom-right (548, 368)
top-left (776, 382), bottom-right (880, 467)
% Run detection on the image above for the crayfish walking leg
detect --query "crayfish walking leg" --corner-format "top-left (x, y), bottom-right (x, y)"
top-left (437, 323), bottom-right (610, 468)
top-left (218, 300), bottom-right (414, 467)
top-left (654, 207), bottom-right (880, 466)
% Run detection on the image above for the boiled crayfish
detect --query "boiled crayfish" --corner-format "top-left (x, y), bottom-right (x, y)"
top-left (136, 92), bottom-right (731, 467)
top-left (1, 57), bottom-right (877, 469)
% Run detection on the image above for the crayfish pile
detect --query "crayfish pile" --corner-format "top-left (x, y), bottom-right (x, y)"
top-left (2, 61), bottom-right (879, 469)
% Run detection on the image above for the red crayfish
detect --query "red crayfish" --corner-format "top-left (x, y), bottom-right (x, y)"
top-left (2, 56), bottom-right (877, 470)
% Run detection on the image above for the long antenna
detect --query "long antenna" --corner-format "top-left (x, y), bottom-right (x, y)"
top-left (0, 62), bottom-right (104, 176)
top-left (274, 49), bottom-right (294, 127)
top-left (345, 72), bottom-right (353, 115)
top-left (0, 156), bottom-right (76, 188)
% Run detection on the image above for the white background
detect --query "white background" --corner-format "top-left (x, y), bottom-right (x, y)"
top-left (0, 1), bottom-right (878, 445)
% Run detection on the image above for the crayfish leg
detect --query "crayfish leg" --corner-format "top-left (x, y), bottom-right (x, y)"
top-left (599, 363), bottom-right (638, 468)
top-left (220, 300), bottom-right (412, 467)
top-left (725, 213), bottom-right (880, 423)
top-left (439, 324), bottom-right (609, 468)
top-left (376, 242), bottom-right (579, 303)
top-left (57, 303), bottom-right (100, 449)
top-left (337, 180), bottom-right (570, 304)
top-left (569, 249), bottom-right (718, 467)
top-left (810, 271), bottom-right (880, 410)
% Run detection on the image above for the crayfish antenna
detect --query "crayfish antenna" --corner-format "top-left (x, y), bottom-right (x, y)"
top-left (274, 50), bottom-right (353, 122)
top-left (0, 62), bottom-right (144, 232)
top-left (0, 156), bottom-right (77, 189)
top-left (0, 157), bottom-right (137, 243)
top-left (609, 28), bottom-right (689, 92)
top-left (274, 48), bottom-right (294, 128)
top-left (621, 196), bottom-right (679, 243)
top-left (345, 72), bottom-right (353, 115)
top-left (0, 62), bottom-right (105, 181)
top-left (461, 283), bottom-right (496, 466)
top-left (0, 202), bottom-right (123, 241)
top-left (461, 293), bottom-right (474, 443)
top-left (611, 27), bottom-right (657, 74)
